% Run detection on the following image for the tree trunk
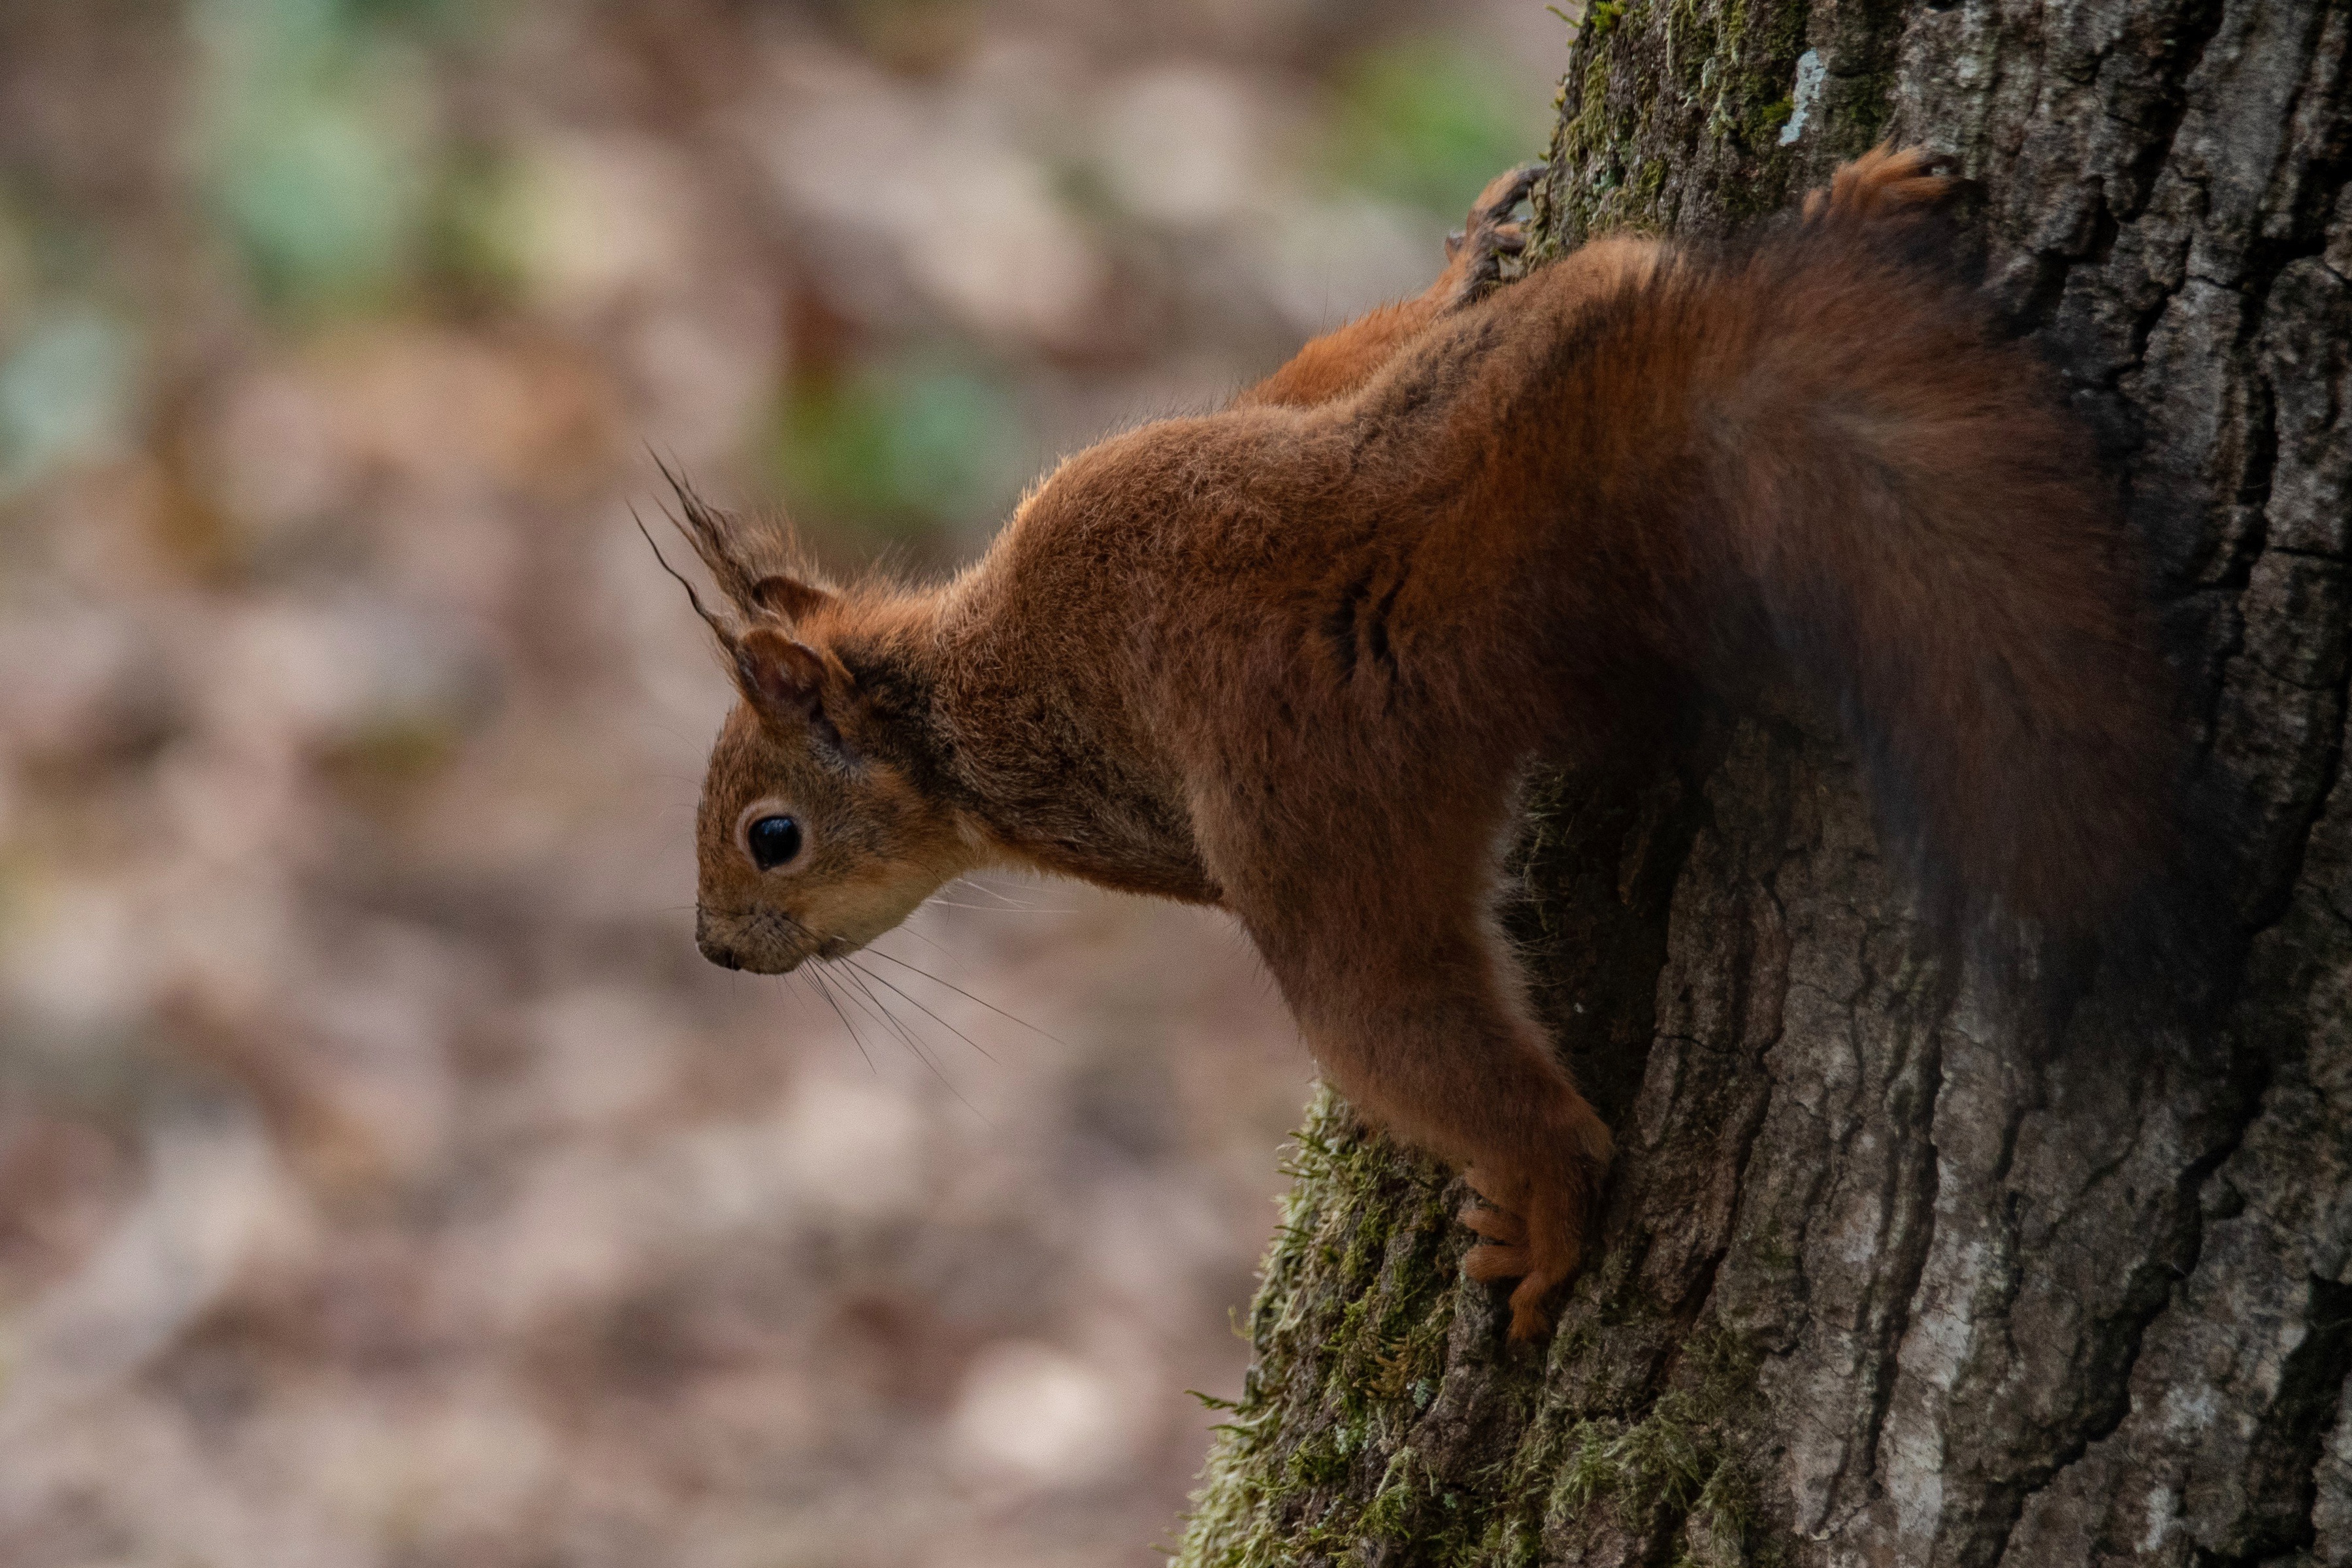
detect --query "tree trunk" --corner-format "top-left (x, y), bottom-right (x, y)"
top-left (1173, 3), bottom-right (2352, 1564)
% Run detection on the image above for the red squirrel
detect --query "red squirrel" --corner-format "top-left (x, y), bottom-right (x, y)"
top-left (662, 147), bottom-right (2170, 1341)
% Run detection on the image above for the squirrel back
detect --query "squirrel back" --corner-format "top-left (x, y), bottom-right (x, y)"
top-left (1221, 179), bottom-right (2176, 935)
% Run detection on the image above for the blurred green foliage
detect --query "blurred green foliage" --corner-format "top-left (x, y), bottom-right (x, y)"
top-left (0, 305), bottom-right (139, 498)
top-left (193, 0), bottom-right (512, 318)
top-left (771, 353), bottom-right (1028, 536)
top-left (1328, 39), bottom-right (1546, 217)
top-left (422, 143), bottom-right (533, 306)
top-left (0, 0), bottom-right (531, 500)
top-left (0, 170), bottom-right (144, 498)
top-left (0, 1), bottom-right (1542, 532)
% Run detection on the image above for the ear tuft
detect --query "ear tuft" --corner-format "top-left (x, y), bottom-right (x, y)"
top-left (751, 574), bottom-right (834, 621)
top-left (653, 459), bottom-right (828, 624)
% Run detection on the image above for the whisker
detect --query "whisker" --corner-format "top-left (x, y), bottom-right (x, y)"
top-left (764, 909), bottom-right (1003, 1113)
top-left (890, 919), bottom-right (953, 958)
top-left (834, 962), bottom-right (941, 1071)
top-left (862, 947), bottom-right (1071, 1049)
top-left (829, 961), bottom-right (989, 1124)
top-left (635, 821), bottom-right (694, 879)
top-left (844, 956), bottom-right (998, 1062)
top-left (802, 970), bottom-right (875, 1073)
top-left (954, 877), bottom-right (1037, 907)
top-left (945, 876), bottom-right (1073, 913)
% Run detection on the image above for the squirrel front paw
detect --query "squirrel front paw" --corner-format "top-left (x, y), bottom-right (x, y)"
top-left (1460, 1111), bottom-right (1612, 1342)
top-left (1438, 161), bottom-right (1544, 308)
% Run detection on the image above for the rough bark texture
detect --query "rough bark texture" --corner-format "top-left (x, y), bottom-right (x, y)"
top-left (1174, 2), bottom-right (2352, 1564)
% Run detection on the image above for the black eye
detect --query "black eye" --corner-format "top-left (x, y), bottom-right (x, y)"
top-left (747, 814), bottom-right (802, 870)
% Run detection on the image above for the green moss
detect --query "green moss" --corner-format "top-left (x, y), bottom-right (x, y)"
top-left (1175, 1080), bottom-right (1777, 1567)
top-left (1677, 1456), bottom-right (1770, 1567)
top-left (1544, 0), bottom-right (1840, 246)
top-left (1174, 1090), bottom-right (1468, 1568)
top-left (1554, 1391), bottom-right (1710, 1516)
top-left (1285, 1432), bottom-right (1350, 1490)
top-left (1748, 93), bottom-right (1795, 144)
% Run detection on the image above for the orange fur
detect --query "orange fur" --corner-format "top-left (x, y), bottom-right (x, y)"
top-left (669, 148), bottom-right (2172, 1341)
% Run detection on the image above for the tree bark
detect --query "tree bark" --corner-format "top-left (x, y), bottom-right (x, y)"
top-left (1174, 2), bottom-right (2352, 1564)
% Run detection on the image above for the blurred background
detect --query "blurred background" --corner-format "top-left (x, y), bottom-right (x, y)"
top-left (0, 1), bottom-right (1561, 1563)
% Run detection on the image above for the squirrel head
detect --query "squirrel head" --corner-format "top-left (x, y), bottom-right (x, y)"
top-left (649, 478), bottom-right (977, 975)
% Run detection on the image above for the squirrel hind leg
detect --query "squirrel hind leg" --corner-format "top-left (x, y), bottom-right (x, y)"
top-left (1222, 798), bottom-right (1615, 1342)
top-left (1803, 142), bottom-right (1954, 223)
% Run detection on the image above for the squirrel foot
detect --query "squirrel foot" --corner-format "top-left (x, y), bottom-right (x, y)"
top-left (1460, 1194), bottom-right (1531, 1280)
top-left (1460, 1140), bottom-right (1604, 1342)
top-left (1803, 142), bottom-right (1953, 223)
top-left (1439, 161), bottom-right (1544, 307)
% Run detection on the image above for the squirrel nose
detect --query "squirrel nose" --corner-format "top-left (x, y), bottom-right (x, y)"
top-left (693, 910), bottom-right (744, 970)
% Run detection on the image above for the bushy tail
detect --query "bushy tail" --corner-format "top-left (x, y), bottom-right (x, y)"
top-left (1698, 212), bottom-right (2178, 934)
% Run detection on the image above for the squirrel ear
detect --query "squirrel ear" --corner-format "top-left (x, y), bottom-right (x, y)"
top-left (733, 626), bottom-right (832, 725)
top-left (750, 574), bottom-right (834, 622)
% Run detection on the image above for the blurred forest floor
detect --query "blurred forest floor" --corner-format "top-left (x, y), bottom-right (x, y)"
top-left (0, 1), bottom-right (1561, 1563)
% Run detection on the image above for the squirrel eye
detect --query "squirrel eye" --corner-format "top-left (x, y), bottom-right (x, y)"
top-left (746, 814), bottom-right (802, 871)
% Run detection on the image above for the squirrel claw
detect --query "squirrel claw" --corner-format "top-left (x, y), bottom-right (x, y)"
top-left (1440, 161), bottom-right (1547, 307)
top-left (1472, 160), bottom-right (1547, 221)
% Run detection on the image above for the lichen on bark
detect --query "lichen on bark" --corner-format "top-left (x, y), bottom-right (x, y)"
top-left (1177, 1), bottom-right (2352, 1564)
